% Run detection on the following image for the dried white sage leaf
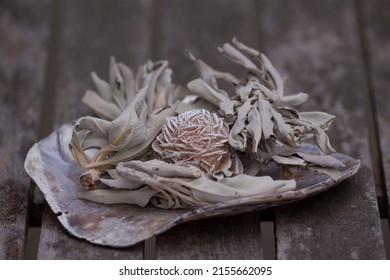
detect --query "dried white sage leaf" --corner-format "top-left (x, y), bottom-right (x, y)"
top-left (186, 38), bottom-right (343, 180)
top-left (78, 187), bottom-right (159, 207)
top-left (70, 58), bottom-right (185, 188)
top-left (79, 159), bottom-right (296, 209)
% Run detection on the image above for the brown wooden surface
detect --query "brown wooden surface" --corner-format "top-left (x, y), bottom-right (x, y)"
top-left (157, 213), bottom-right (263, 259)
top-left (360, 0), bottom-right (390, 219)
top-left (0, 0), bottom-right (49, 259)
top-left (260, 0), bottom-right (385, 259)
top-left (37, 0), bottom-right (152, 259)
top-left (155, 0), bottom-right (257, 84)
top-left (1, 0), bottom-right (389, 260)
top-left (38, 207), bottom-right (142, 260)
top-left (154, 0), bottom-right (263, 259)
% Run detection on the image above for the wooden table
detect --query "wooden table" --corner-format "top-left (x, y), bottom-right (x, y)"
top-left (1, 0), bottom-right (389, 259)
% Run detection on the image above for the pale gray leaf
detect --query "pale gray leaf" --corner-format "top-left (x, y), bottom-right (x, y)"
top-left (258, 98), bottom-right (274, 140)
top-left (90, 72), bottom-right (113, 102)
top-left (228, 99), bottom-right (252, 151)
top-left (119, 160), bottom-right (203, 178)
top-left (261, 53), bottom-right (284, 98)
top-left (218, 43), bottom-right (257, 70)
top-left (118, 62), bottom-right (136, 104)
top-left (297, 152), bottom-right (345, 168)
top-left (81, 90), bottom-right (121, 121)
top-left (78, 187), bottom-right (159, 207)
top-left (109, 56), bottom-right (127, 110)
top-left (280, 92), bottom-right (309, 106)
top-left (299, 111), bottom-right (336, 130)
top-left (82, 137), bottom-right (109, 149)
top-left (176, 175), bottom-right (295, 203)
top-left (219, 100), bottom-right (239, 120)
top-left (77, 116), bottom-right (111, 137)
top-left (232, 37), bottom-right (261, 57)
top-left (314, 126), bottom-right (336, 154)
top-left (100, 176), bottom-right (144, 190)
top-left (307, 166), bottom-right (342, 181)
top-left (185, 51), bottom-right (218, 88)
top-left (187, 78), bottom-right (230, 106)
top-left (271, 155), bottom-right (306, 166)
top-left (246, 106), bottom-right (262, 159)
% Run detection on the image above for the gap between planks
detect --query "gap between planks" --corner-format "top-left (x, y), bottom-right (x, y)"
top-left (37, 0), bottom-right (63, 139)
top-left (260, 208), bottom-right (276, 260)
top-left (354, 0), bottom-right (389, 216)
top-left (150, 0), bottom-right (162, 61)
top-left (25, 0), bottom-right (64, 260)
top-left (140, 0), bottom-right (165, 260)
top-left (354, 0), bottom-right (390, 258)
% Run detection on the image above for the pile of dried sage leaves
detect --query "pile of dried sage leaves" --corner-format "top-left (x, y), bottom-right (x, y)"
top-left (70, 39), bottom-right (344, 209)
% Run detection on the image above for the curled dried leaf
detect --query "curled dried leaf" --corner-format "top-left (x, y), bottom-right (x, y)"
top-left (186, 38), bottom-right (343, 180)
top-left (78, 159), bottom-right (296, 209)
top-left (71, 39), bottom-right (346, 212)
top-left (70, 58), bottom-right (185, 183)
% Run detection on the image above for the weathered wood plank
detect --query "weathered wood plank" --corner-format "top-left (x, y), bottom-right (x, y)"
top-left (360, 0), bottom-right (390, 220)
top-left (259, 0), bottom-right (385, 259)
top-left (53, 0), bottom-right (152, 125)
top-left (38, 207), bottom-right (142, 260)
top-left (156, 0), bottom-right (257, 84)
top-left (155, 0), bottom-right (263, 259)
top-left (38, 0), bottom-right (152, 259)
top-left (0, 0), bottom-right (49, 259)
top-left (157, 213), bottom-right (262, 259)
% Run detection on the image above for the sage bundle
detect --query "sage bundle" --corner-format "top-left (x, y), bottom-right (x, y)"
top-left (70, 39), bottom-right (345, 209)
top-left (70, 58), bottom-right (187, 188)
top-left (186, 38), bottom-right (344, 180)
top-left (79, 159), bottom-right (295, 209)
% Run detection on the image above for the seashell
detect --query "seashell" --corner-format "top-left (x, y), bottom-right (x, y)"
top-left (25, 124), bottom-right (360, 247)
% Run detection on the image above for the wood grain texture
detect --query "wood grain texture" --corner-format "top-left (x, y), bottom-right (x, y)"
top-left (155, 0), bottom-right (263, 259)
top-left (38, 0), bottom-right (152, 259)
top-left (157, 213), bottom-right (262, 259)
top-left (0, 0), bottom-right (49, 259)
top-left (38, 207), bottom-right (142, 259)
top-left (360, 0), bottom-right (390, 219)
top-left (259, 0), bottom-right (385, 259)
top-left (53, 0), bottom-right (152, 125)
top-left (156, 0), bottom-right (257, 84)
